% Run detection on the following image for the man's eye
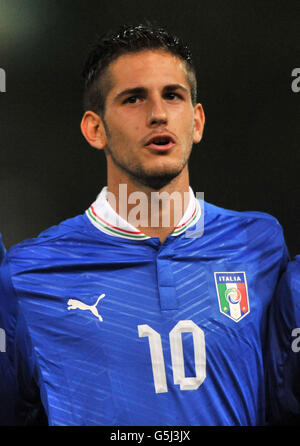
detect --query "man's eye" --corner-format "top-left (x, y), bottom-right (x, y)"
top-left (165, 92), bottom-right (181, 100)
top-left (124, 96), bottom-right (141, 104)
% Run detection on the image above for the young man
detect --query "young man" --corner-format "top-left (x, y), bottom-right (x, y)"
top-left (266, 256), bottom-right (300, 425)
top-left (0, 24), bottom-right (289, 425)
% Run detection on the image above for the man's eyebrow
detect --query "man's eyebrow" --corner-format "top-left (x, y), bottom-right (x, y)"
top-left (114, 84), bottom-right (189, 102)
top-left (114, 87), bottom-right (147, 102)
top-left (163, 84), bottom-right (189, 94)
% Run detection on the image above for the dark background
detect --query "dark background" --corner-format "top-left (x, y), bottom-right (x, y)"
top-left (0, 0), bottom-right (299, 257)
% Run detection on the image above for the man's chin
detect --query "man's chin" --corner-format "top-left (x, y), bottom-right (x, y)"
top-left (107, 150), bottom-right (187, 190)
top-left (132, 169), bottom-right (182, 190)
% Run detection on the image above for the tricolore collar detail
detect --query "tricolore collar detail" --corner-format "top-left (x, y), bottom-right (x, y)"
top-left (86, 187), bottom-right (201, 240)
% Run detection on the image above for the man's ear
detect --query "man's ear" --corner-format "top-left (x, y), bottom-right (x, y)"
top-left (80, 110), bottom-right (107, 150)
top-left (193, 103), bottom-right (205, 144)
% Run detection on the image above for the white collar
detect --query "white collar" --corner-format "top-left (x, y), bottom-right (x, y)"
top-left (86, 186), bottom-right (201, 240)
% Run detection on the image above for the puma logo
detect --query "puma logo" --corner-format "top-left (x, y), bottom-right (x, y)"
top-left (67, 294), bottom-right (106, 322)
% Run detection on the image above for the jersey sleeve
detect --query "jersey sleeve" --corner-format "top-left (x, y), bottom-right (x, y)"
top-left (266, 256), bottom-right (300, 424)
top-left (0, 235), bottom-right (15, 425)
top-left (0, 252), bottom-right (47, 425)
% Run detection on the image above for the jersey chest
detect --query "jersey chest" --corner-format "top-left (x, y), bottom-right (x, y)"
top-left (18, 253), bottom-right (274, 425)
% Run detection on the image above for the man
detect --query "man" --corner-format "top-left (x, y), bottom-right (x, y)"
top-left (266, 256), bottom-right (300, 425)
top-left (0, 24), bottom-right (289, 425)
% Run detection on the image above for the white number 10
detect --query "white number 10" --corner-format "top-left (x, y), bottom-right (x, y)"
top-left (138, 320), bottom-right (206, 394)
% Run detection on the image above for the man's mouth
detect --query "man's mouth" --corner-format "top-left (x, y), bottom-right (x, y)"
top-left (145, 134), bottom-right (176, 151)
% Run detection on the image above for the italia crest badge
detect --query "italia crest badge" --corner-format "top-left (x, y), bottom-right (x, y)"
top-left (214, 272), bottom-right (250, 322)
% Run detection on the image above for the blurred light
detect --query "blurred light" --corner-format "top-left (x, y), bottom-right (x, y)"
top-left (0, 0), bottom-right (44, 50)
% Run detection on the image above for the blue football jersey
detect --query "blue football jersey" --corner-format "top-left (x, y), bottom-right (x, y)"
top-left (0, 188), bottom-right (289, 426)
top-left (266, 256), bottom-right (300, 424)
top-left (0, 234), bottom-right (16, 425)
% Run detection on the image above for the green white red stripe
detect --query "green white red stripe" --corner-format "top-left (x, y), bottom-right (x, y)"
top-left (87, 205), bottom-right (149, 240)
top-left (86, 186), bottom-right (201, 241)
top-left (171, 200), bottom-right (200, 236)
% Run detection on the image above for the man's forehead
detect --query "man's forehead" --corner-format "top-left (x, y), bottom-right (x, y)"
top-left (107, 49), bottom-right (189, 90)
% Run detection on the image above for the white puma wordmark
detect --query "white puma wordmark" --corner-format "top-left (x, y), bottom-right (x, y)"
top-left (67, 294), bottom-right (106, 322)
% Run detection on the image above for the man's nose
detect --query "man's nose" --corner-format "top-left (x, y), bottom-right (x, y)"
top-left (147, 97), bottom-right (168, 126)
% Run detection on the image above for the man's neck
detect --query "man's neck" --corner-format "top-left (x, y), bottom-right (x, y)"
top-left (107, 170), bottom-right (190, 243)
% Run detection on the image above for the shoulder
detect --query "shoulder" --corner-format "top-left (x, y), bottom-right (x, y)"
top-left (287, 255), bottom-right (300, 271)
top-left (6, 213), bottom-right (94, 265)
top-left (282, 256), bottom-right (300, 289)
top-left (204, 200), bottom-right (283, 226)
top-left (198, 200), bottom-right (289, 268)
top-left (203, 200), bottom-right (286, 243)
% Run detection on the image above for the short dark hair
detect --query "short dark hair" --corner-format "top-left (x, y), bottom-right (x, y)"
top-left (82, 23), bottom-right (197, 116)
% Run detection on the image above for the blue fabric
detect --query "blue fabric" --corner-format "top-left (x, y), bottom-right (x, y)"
top-left (266, 256), bottom-right (300, 424)
top-left (0, 202), bottom-right (289, 425)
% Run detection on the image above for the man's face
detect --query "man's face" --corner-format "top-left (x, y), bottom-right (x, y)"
top-left (100, 50), bottom-right (204, 189)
